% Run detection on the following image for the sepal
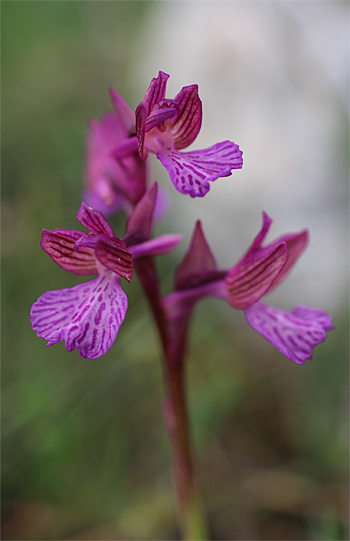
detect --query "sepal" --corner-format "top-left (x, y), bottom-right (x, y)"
top-left (269, 230), bottom-right (308, 290)
top-left (77, 202), bottom-right (114, 237)
top-left (225, 242), bottom-right (288, 309)
top-left (41, 229), bottom-right (97, 275)
top-left (171, 84), bottom-right (202, 150)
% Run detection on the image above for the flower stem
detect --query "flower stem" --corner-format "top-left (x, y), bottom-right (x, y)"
top-left (134, 258), bottom-right (208, 540)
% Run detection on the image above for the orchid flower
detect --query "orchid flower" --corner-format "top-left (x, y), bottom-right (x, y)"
top-left (163, 213), bottom-right (333, 364)
top-left (31, 184), bottom-right (182, 359)
top-left (135, 71), bottom-right (243, 197)
top-left (83, 88), bottom-right (147, 216)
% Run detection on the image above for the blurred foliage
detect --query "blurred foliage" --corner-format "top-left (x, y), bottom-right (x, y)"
top-left (2, 2), bottom-right (348, 540)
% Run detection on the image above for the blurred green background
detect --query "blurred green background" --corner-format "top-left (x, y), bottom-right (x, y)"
top-left (2, 2), bottom-right (348, 540)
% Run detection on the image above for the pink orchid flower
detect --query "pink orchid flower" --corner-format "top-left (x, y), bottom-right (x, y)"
top-left (163, 213), bottom-right (333, 364)
top-left (135, 71), bottom-right (243, 197)
top-left (31, 184), bottom-right (182, 359)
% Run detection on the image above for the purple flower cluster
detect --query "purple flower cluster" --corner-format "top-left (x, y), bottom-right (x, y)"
top-left (31, 71), bottom-right (332, 362)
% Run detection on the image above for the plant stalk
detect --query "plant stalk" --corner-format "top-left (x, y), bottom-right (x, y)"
top-left (134, 257), bottom-right (208, 540)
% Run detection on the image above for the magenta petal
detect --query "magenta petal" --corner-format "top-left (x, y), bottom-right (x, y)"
top-left (157, 141), bottom-right (243, 197)
top-left (95, 236), bottom-right (133, 282)
top-left (30, 271), bottom-right (128, 359)
top-left (143, 71), bottom-right (170, 114)
top-left (136, 72), bottom-right (170, 160)
top-left (245, 302), bottom-right (333, 364)
top-left (41, 229), bottom-right (97, 275)
top-left (78, 234), bottom-right (133, 283)
top-left (269, 230), bottom-right (309, 290)
top-left (171, 85), bottom-right (202, 150)
top-left (175, 220), bottom-right (218, 290)
top-left (128, 234), bottom-right (183, 259)
top-left (76, 202), bottom-right (114, 237)
top-left (226, 242), bottom-right (288, 309)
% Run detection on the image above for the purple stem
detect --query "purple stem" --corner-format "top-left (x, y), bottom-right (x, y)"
top-left (134, 257), bottom-right (208, 540)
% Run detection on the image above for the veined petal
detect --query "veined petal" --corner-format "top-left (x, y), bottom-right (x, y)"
top-left (157, 141), bottom-right (243, 197)
top-left (77, 234), bottom-right (133, 283)
top-left (143, 71), bottom-right (170, 114)
top-left (226, 243), bottom-right (288, 309)
top-left (30, 270), bottom-right (128, 359)
top-left (269, 230), bottom-right (309, 290)
top-left (41, 229), bottom-right (97, 275)
top-left (175, 220), bottom-right (219, 290)
top-left (136, 71), bottom-right (170, 160)
top-left (245, 302), bottom-right (333, 364)
top-left (76, 202), bottom-right (114, 237)
top-left (171, 85), bottom-right (202, 150)
top-left (128, 234), bottom-right (183, 259)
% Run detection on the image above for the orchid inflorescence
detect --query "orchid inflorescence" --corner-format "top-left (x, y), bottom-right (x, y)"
top-left (30, 70), bottom-right (333, 539)
top-left (31, 71), bottom-right (332, 363)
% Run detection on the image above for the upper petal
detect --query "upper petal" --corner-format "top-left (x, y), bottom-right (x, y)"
top-left (171, 85), bottom-right (202, 150)
top-left (225, 242), bottom-right (289, 309)
top-left (157, 141), bottom-right (243, 197)
top-left (41, 229), bottom-right (97, 275)
top-left (142, 71), bottom-right (170, 115)
top-left (136, 71), bottom-right (170, 160)
top-left (30, 270), bottom-right (128, 359)
top-left (76, 202), bottom-right (115, 237)
top-left (245, 302), bottom-right (333, 364)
